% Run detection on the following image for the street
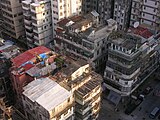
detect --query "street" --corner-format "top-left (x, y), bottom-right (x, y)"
top-left (99, 79), bottom-right (160, 120)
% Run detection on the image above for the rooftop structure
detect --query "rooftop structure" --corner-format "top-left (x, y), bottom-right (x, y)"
top-left (0, 39), bottom-right (20, 59)
top-left (23, 77), bottom-right (71, 110)
top-left (54, 11), bottom-right (117, 72)
top-left (22, 77), bottom-right (74, 120)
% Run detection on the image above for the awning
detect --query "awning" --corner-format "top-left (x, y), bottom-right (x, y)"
top-left (107, 90), bottom-right (121, 106)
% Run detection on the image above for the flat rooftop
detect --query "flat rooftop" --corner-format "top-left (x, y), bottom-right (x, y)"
top-left (76, 72), bottom-right (101, 97)
top-left (109, 32), bottom-right (142, 50)
top-left (23, 77), bottom-right (71, 111)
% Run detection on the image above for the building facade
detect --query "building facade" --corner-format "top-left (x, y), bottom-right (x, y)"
top-left (0, 38), bottom-right (20, 104)
top-left (82, 0), bottom-right (98, 14)
top-left (0, 0), bottom-right (25, 39)
top-left (22, 0), bottom-right (53, 48)
top-left (98, 0), bottom-right (114, 23)
top-left (104, 31), bottom-right (159, 97)
top-left (130, 0), bottom-right (160, 33)
top-left (99, 0), bottom-right (132, 30)
top-left (49, 58), bottom-right (102, 120)
top-left (54, 11), bottom-right (117, 72)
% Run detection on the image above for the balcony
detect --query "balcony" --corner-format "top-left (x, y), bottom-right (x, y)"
top-left (26, 32), bottom-right (33, 38)
top-left (22, 6), bottom-right (30, 11)
top-left (27, 37), bottom-right (33, 42)
top-left (23, 12), bottom-right (30, 17)
top-left (34, 41), bottom-right (41, 46)
top-left (33, 35), bottom-right (39, 40)
top-left (25, 25), bottom-right (32, 30)
top-left (24, 19), bottom-right (31, 25)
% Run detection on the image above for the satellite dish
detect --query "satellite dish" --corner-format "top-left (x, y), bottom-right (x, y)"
top-left (133, 22), bottom-right (139, 28)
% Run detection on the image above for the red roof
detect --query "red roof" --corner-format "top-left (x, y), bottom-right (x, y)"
top-left (57, 18), bottom-right (70, 26)
top-left (12, 46), bottom-right (50, 67)
top-left (131, 26), bottom-right (153, 39)
top-left (22, 63), bottom-right (34, 71)
top-left (70, 15), bottom-right (83, 22)
top-left (56, 28), bottom-right (65, 33)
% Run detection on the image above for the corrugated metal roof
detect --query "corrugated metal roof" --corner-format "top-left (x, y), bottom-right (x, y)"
top-left (11, 46), bottom-right (50, 67)
top-left (23, 77), bottom-right (71, 111)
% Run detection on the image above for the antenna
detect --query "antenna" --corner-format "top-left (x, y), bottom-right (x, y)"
top-left (133, 22), bottom-right (139, 28)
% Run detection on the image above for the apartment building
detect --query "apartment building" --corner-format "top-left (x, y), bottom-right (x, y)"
top-left (22, 0), bottom-right (53, 48)
top-left (51, 0), bottom-right (82, 35)
top-left (48, 56), bottom-right (102, 120)
top-left (22, 77), bottom-right (74, 120)
top-left (54, 11), bottom-right (117, 72)
top-left (103, 30), bottom-right (159, 99)
top-left (9, 44), bottom-right (102, 119)
top-left (99, 0), bottom-right (132, 30)
top-left (0, 0), bottom-right (25, 39)
top-left (130, 0), bottom-right (160, 33)
top-left (82, 0), bottom-right (98, 14)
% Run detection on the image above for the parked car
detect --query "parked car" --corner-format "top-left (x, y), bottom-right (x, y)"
top-left (138, 94), bottom-right (145, 101)
top-left (149, 107), bottom-right (160, 119)
top-left (143, 86), bottom-right (153, 95)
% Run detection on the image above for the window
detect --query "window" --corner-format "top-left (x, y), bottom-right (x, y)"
top-left (97, 50), bottom-right (99, 55)
top-left (155, 2), bottom-right (157, 5)
top-left (154, 9), bottom-right (156, 12)
top-left (125, 82), bottom-right (128, 85)
top-left (60, 12), bottom-right (63, 16)
top-left (153, 15), bottom-right (155, 19)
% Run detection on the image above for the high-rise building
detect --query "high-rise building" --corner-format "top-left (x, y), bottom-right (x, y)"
top-left (99, 0), bottom-right (132, 30)
top-left (82, 0), bottom-right (99, 14)
top-left (103, 30), bottom-right (159, 98)
top-left (130, 0), bottom-right (160, 33)
top-left (51, 0), bottom-right (82, 35)
top-left (0, 0), bottom-right (25, 39)
top-left (22, 0), bottom-right (53, 48)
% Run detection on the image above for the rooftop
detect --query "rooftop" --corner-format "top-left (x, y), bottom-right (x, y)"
top-left (76, 72), bottom-right (102, 97)
top-left (23, 77), bottom-right (71, 111)
top-left (109, 32), bottom-right (142, 50)
top-left (130, 26), bottom-right (153, 39)
top-left (0, 39), bottom-right (20, 59)
top-left (11, 46), bottom-right (50, 67)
